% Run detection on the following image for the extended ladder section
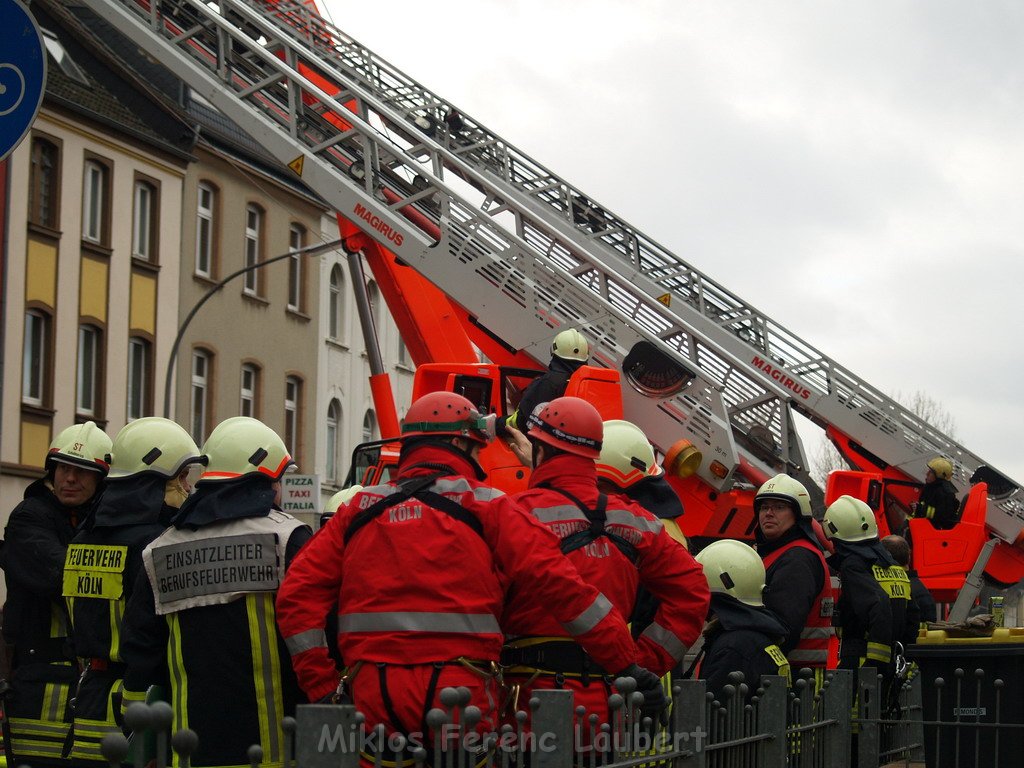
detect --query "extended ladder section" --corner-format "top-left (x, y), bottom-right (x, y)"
top-left (83, 0), bottom-right (1022, 540)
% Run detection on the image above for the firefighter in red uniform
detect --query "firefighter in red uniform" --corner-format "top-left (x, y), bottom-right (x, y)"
top-left (754, 474), bottom-right (836, 687)
top-left (500, 398), bottom-right (707, 740)
top-left (276, 392), bottom-right (653, 763)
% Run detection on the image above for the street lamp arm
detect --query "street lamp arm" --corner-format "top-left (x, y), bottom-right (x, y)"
top-left (162, 237), bottom-right (344, 419)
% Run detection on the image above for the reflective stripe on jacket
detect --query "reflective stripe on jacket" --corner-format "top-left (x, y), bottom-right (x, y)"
top-left (122, 510), bottom-right (311, 768)
top-left (64, 517), bottom-right (165, 764)
top-left (763, 537), bottom-right (835, 668)
top-left (143, 510), bottom-right (304, 615)
top-left (502, 454), bottom-right (709, 676)
top-left (276, 444), bottom-right (638, 703)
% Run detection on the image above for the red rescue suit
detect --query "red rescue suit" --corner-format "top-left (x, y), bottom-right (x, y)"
top-left (500, 454), bottom-right (709, 728)
top-left (762, 537), bottom-right (837, 670)
top-left (276, 444), bottom-right (638, 757)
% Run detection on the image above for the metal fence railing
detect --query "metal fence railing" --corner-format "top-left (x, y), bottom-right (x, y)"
top-left (911, 664), bottom-right (1024, 768)
top-left (78, 667), bottom-right (1024, 768)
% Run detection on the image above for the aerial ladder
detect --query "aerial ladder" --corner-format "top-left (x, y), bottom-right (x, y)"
top-left (79, 0), bottom-right (1024, 601)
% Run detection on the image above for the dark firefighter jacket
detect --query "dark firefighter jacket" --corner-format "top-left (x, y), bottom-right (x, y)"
top-left (701, 595), bottom-right (790, 700)
top-left (915, 479), bottom-right (960, 530)
top-left (909, 572), bottom-right (937, 625)
top-left (2, 479), bottom-right (87, 654)
top-left (119, 477), bottom-right (311, 768)
top-left (758, 525), bottom-right (833, 665)
top-left (62, 476), bottom-right (173, 764)
top-left (831, 541), bottom-right (919, 673)
top-left (0, 477), bottom-right (96, 766)
top-left (509, 356), bottom-right (587, 431)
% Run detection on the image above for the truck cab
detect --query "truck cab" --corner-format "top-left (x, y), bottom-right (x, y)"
top-left (344, 362), bottom-right (623, 495)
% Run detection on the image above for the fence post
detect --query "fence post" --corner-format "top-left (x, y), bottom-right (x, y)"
top-left (530, 689), bottom-right (574, 768)
top-left (672, 679), bottom-right (707, 768)
top-left (822, 670), bottom-right (852, 768)
top-left (856, 668), bottom-right (879, 768)
top-left (791, 670), bottom-right (814, 763)
top-left (906, 672), bottom-right (926, 763)
top-left (755, 675), bottom-right (787, 768)
top-left (294, 704), bottom-right (361, 768)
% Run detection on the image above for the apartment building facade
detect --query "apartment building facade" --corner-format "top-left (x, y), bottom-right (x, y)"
top-left (1, 1), bottom-right (419, 545)
top-left (0, 1), bottom-right (192, 534)
top-left (315, 220), bottom-right (417, 509)
top-left (174, 141), bottom-right (326, 477)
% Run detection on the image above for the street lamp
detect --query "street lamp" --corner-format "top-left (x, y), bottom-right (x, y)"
top-left (162, 237), bottom-right (344, 418)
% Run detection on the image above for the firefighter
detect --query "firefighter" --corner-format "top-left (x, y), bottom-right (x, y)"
top-left (0, 421), bottom-right (112, 767)
top-left (62, 418), bottom-right (202, 765)
top-left (822, 496), bottom-right (919, 688)
top-left (118, 417), bottom-right (312, 768)
top-left (694, 540), bottom-right (790, 699)
top-left (754, 474), bottom-right (835, 682)
top-left (316, 484), bottom-right (364, 667)
top-left (594, 419), bottom-right (689, 638)
top-left (913, 457), bottom-right (960, 530)
top-left (501, 398), bottom-right (706, 739)
top-left (881, 534), bottom-right (936, 625)
top-left (507, 328), bottom-right (589, 430)
top-left (318, 485), bottom-right (363, 528)
top-left (596, 420), bottom-right (687, 545)
top-left (276, 392), bottom-right (650, 763)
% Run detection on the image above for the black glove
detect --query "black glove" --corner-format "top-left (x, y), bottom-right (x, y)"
top-left (617, 663), bottom-right (669, 724)
top-left (493, 415), bottom-right (511, 440)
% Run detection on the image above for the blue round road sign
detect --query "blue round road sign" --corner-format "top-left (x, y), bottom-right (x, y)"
top-left (0, 0), bottom-right (46, 162)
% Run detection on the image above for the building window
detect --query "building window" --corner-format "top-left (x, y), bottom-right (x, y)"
top-left (240, 363), bottom-right (259, 417)
top-left (362, 409), bottom-right (378, 443)
top-left (284, 376), bottom-right (301, 457)
top-left (127, 337), bottom-right (151, 421)
top-left (29, 138), bottom-right (60, 229)
top-left (367, 279), bottom-right (380, 329)
top-left (82, 159), bottom-right (109, 245)
top-left (132, 180), bottom-right (158, 262)
top-left (77, 325), bottom-right (102, 417)
top-left (191, 350), bottom-right (212, 444)
top-left (398, 336), bottom-right (410, 367)
top-left (243, 204), bottom-right (262, 295)
top-left (196, 182), bottom-right (215, 277)
top-left (42, 29), bottom-right (89, 84)
top-left (326, 399), bottom-right (341, 483)
top-left (288, 224), bottom-right (304, 312)
top-left (329, 264), bottom-right (344, 340)
top-left (22, 310), bottom-right (50, 406)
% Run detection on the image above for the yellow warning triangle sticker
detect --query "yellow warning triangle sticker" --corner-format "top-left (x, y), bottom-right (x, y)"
top-left (287, 155), bottom-right (305, 176)
top-left (656, 293), bottom-right (672, 307)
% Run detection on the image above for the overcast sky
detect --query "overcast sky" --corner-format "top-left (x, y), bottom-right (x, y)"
top-left (321, 0), bottom-right (1024, 485)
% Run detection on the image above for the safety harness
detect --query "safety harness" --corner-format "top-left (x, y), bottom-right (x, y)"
top-left (342, 468), bottom-right (494, 766)
top-left (501, 484), bottom-right (638, 690)
top-left (538, 483), bottom-right (640, 564)
top-left (343, 467), bottom-right (485, 545)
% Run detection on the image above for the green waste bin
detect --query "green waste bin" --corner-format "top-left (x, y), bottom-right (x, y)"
top-left (907, 628), bottom-right (1024, 767)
